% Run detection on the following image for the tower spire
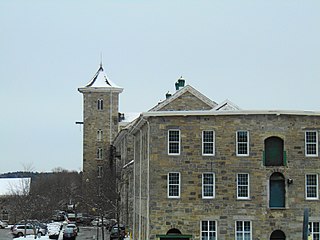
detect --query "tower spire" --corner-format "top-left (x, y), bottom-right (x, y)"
top-left (100, 52), bottom-right (103, 69)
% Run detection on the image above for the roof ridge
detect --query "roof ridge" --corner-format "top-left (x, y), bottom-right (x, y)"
top-left (149, 84), bottom-right (217, 111)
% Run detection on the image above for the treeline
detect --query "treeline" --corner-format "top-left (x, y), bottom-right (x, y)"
top-left (0, 171), bottom-right (48, 178)
top-left (1, 170), bottom-right (83, 223)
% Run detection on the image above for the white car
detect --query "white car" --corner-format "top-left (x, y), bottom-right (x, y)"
top-left (11, 224), bottom-right (46, 237)
top-left (47, 222), bottom-right (62, 239)
top-left (0, 220), bottom-right (8, 229)
top-left (91, 217), bottom-right (108, 226)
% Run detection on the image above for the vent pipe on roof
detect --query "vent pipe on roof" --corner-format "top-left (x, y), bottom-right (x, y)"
top-left (166, 91), bottom-right (172, 99)
top-left (118, 112), bottom-right (125, 122)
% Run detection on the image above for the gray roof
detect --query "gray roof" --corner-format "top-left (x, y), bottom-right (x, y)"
top-left (78, 64), bottom-right (123, 92)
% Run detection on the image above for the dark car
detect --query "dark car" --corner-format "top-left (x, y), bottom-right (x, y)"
top-left (110, 224), bottom-right (125, 240)
top-left (63, 227), bottom-right (77, 240)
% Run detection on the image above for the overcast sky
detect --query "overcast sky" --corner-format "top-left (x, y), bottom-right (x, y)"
top-left (0, 0), bottom-right (319, 173)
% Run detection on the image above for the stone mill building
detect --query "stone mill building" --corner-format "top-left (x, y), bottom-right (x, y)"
top-left (79, 66), bottom-right (320, 240)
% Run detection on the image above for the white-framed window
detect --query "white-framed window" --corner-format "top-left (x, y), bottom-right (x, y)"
top-left (97, 129), bottom-right (103, 142)
top-left (305, 131), bottom-right (318, 156)
top-left (97, 148), bottom-right (103, 160)
top-left (201, 220), bottom-right (217, 240)
top-left (202, 173), bottom-right (215, 199)
top-left (237, 173), bottom-right (250, 199)
top-left (306, 174), bottom-right (318, 199)
top-left (236, 131), bottom-right (249, 156)
top-left (168, 172), bottom-right (180, 198)
top-left (168, 130), bottom-right (180, 155)
top-left (97, 166), bottom-right (102, 178)
top-left (202, 130), bottom-right (215, 156)
top-left (309, 222), bottom-right (320, 239)
top-left (235, 220), bottom-right (252, 240)
top-left (97, 99), bottom-right (103, 110)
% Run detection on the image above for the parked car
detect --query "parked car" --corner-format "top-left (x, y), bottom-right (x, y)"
top-left (66, 223), bottom-right (79, 235)
top-left (11, 223), bottom-right (46, 237)
top-left (49, 232), bottom-right (60, 239)
top-left (110, 224), bottom-right (126, 240)
top-left (78, 213), bottom-right (94, 226)
top-left (16, 219), bottom-right (48, 232)
top-left (91, 217), bottom-right (108, 226)
top-left (0, 220), bottom-right (8, 229)
top-left (63, 227), bottom-right (77, 240)
top-left (52, 210), bottom-right (66, 221)
top-left (47, 222), bottom-right (62, 239)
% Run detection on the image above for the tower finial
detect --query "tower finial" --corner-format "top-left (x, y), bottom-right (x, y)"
top-left (100, 52), bottom-right (103, 68)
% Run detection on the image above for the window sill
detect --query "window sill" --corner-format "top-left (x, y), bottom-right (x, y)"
top-left (269, 207), bottom-right (286, 210)
top-left (237, 198), bottom-right (251, 201)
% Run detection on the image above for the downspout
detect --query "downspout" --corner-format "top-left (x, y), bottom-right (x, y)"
top-left (109, 90), bottom-right (113, 143)
top-left (133, 135), bottom-right (136, 240)
top-left (146, 119), bottom-right (150, 240)
top-left (139, 130), bottom-right (142, 240)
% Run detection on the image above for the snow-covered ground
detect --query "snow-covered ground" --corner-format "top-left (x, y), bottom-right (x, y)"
top-left (14, 236), bottom-right (51, 240)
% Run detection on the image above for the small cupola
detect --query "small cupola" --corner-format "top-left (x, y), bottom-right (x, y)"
top-left (175, 76), bottom-right (185, 91)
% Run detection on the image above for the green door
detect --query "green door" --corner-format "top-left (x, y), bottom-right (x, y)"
top-left (270, 173), bottom-right (285, 208)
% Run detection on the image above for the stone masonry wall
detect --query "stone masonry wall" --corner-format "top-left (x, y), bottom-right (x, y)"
top-left (136, 114), bottom-right (320, 240)
top-left (160, 92), bottom-right (213, 111)
top-left (82, 91), bottom-right (120, 184)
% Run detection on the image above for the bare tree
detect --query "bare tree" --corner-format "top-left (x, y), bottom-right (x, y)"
top-left (6, 169), bottom-right (82, 224)
top-left (8, 177), bottom-right (37, 238)
top-left (78, 161), bottom-right (119, 240)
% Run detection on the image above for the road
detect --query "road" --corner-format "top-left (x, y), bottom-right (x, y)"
top-left (0, 228), bottom-right (12, 239)
top-left (77, 226), bottom-right (110, 240)
top-left (0, 226), bottom-right (110, 240)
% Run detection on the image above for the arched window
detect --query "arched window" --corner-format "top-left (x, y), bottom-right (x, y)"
top-left (269, 172), bottom-right (285, 208)
top-left (166, 228), bottom-right (182, 235)
top-left (97, 166), bottom-right (102, 178)
top-left (264, 137), bottom-right (285, 166)
top-left (97, 148), bottom-right (103, 160)
top-left (270, 229), bottom-right (286, 240)
top-left (158, 228), bottom-right (191, 240)
top-left (97, 99), bottom-right (103, 110)
top-left (97, 129), bottom-right (103, 141)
